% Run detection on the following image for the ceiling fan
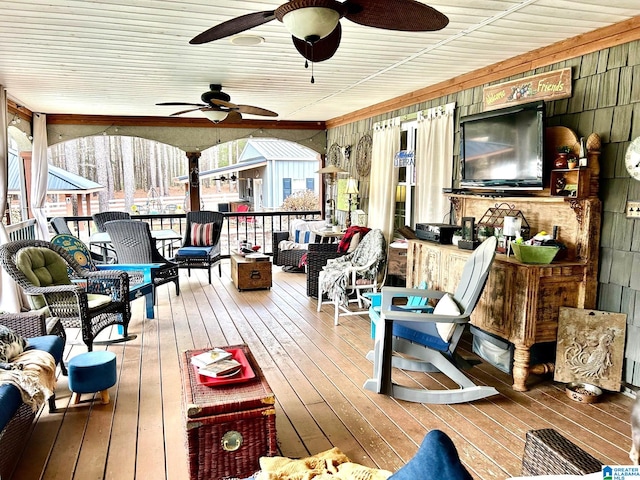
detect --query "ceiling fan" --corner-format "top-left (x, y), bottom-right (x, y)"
top-left (156, 84), bottom-right (278, 123)
top-left (190, 0), bottom-right (449, 67)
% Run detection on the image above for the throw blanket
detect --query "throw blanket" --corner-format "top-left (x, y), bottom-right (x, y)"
top-left (337, 227), bottom-right (370, 254)
top-left (0, 349), bottom-right (57, 410)
top-left (319, 229), bottom-right (387, 308)
top-left (255, 447), bottom-right (392, 480)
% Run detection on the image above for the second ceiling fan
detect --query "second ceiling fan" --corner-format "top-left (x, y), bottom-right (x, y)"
top-left (190, 0), bottom-right (449, 65)
top-left (156, 84), bottom-right (278, 123)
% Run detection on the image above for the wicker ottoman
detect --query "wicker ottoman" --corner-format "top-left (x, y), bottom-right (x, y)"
top-left (68, 351), bottom-right (117, 405)
top-left (521, 429), bottom-right (603, 476)
top-left (181, 345), bottom-right (277, 480)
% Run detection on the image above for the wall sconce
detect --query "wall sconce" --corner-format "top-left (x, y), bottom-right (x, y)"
top-left (345, 177), bottom-right (359, 228)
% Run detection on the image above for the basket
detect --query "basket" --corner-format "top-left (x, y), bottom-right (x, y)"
top-left (511, 244), bottom-right (559, 264)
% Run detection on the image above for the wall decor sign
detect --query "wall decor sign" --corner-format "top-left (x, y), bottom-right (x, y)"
top-left (483, 67), bottom-right (572, 111)
top-left (394, 150), bottom-right (415, 168)
top-left (554, 307), bottom-right (627, 391)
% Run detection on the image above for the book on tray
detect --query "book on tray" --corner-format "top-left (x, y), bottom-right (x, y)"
top-left (197, 359), bottom-right (242, 378)
top-left (190, 348), bottom-right (232, 368)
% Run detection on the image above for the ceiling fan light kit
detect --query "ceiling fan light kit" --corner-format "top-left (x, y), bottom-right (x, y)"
top-left (276, 0), bottom-right (345, 43)
top-left (201, 110), bottom-right (229, 123)
top-left (189, 0), bottom-right (449, 69)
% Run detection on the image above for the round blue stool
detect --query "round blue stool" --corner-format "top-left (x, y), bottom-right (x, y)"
top-left (68, 351), bottom-right (117, 405)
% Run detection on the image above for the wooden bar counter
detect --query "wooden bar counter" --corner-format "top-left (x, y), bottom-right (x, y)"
top-left (407, 195), bottom-right (601, 391)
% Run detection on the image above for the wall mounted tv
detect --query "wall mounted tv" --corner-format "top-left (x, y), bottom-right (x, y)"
top-left (460, 101), bottom-right (545, 191)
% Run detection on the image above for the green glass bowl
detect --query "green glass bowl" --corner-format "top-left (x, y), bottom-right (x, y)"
top-left (511, 244), bottom-right (560, 264)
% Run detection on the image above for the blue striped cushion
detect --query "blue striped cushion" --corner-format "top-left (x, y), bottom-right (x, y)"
top-left (294, 230), bottom-right (313, 244)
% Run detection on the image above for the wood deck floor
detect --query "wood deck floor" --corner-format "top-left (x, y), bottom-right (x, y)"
top-left (11, 263), bottom-right (635, 480)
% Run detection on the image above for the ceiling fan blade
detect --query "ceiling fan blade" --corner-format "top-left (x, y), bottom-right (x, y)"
top-left (208, 98), bottom-right (238, 110)
top-left (220, 111), bottom-right (243, 123)
top-left (292, 23), bottom-right (341, 63)
top-left (157, 102), bottom-right (207, 107)
top-left (344, 0), bottom-right (448, 31)
top-left (190, 11), bottom-right (276, 44)
top-left (235, 105), bottom-right (278, 117)
top-left (169, 108), bottom-right (203, 116)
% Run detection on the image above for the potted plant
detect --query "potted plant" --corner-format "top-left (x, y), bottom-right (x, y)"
top-left (452, 229), bottom-right (463, 247)
top-left (555, 145), bottom-right (572, 169)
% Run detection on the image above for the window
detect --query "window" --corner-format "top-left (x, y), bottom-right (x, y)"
top-left (395, 121), bottom-right (417, 229)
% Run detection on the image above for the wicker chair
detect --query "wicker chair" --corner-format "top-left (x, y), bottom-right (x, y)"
top-left (104, 220), bottom-right (180, 298)
top-left (0, 311), bottom-right (66, 479)
top-left (50, 217), bottom-right (112, 264)
top-left (0, 239), bottom-right (132, 352)
top-left (306, 242), bottom-right (346, 297)
top-left (51, 233), bottom-right (156, 319)
top-left (273, 229), bottom-right (307, 271)
top-left (174, 211), bottom-right (223, 284)
top-left (92, 211), bottom-right (131, 232)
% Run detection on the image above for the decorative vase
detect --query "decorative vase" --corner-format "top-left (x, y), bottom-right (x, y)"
top-left (554, 153), bottom-right (568, 169)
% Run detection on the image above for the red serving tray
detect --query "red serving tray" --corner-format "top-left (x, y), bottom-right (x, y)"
top-left (194, 347), bottom-right (255, 387)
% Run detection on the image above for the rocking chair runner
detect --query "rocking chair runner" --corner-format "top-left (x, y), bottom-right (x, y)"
top-left (363, 236), bottom-right (498, 404)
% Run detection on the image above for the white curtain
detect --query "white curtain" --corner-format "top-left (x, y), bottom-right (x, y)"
top-left (367, 118), bottom-right (400, 242)
top-left (32, 113), bottom-right (49, 240)
top-left (0, 86), bottom-right (24, 312)
top-left (415, 103), bottom-right (455, 224)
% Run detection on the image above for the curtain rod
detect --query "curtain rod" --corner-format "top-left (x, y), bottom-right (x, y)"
top-left (374, 102), bottom-right (456, 128)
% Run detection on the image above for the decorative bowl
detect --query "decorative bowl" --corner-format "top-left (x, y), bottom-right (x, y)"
top-left (565, 382), bottom-right (602, 403)
top-left (511, 244), bottom-right (560, 264)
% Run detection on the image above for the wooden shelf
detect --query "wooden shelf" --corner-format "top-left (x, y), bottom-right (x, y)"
top-left (550, 167), bottom-right (591, 198)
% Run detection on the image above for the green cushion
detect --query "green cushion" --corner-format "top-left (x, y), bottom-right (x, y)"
top-left (16, 247), bottom-right (72, 310)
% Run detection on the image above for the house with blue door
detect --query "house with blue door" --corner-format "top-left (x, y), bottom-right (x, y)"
top-left (237, 139), bottom-right (319, 210)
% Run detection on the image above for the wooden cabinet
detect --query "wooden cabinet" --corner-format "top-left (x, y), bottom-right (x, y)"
top-left (408, 195), bottom-right (601, 391)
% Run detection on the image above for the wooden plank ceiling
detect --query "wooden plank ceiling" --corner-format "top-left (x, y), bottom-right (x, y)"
top-left (0, 1), bottom-right (639, 123)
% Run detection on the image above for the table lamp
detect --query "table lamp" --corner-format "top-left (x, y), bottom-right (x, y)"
top-left (345, 178), bottom-right (359, 228)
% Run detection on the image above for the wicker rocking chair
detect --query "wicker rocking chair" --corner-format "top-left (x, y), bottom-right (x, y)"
top-left (0, 239), bottom-right (132, 351)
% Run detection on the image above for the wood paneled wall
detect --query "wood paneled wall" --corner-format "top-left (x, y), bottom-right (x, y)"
top-left (327, 40), bottom-right (640, 387)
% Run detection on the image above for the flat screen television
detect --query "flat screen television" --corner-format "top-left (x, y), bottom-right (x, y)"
top-left (460, 101), bottom-right (545, 191)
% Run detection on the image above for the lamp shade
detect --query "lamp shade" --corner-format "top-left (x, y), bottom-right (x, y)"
top-left (345, 178), bottom-right (359, 195)
top-left (280, 6), bottom-right (341, 42)
top-left (315, 165), bottom-right (345, 174)
top-left (202, 110), bottom-right (228, 122)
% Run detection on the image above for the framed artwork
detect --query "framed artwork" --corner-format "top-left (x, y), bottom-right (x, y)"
top-left (554, 307), bottom-right (627, 391)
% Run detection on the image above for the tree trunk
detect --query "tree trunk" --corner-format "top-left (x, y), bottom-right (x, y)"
top-left (95, 136), bottom-right (110, 212)
top-left (121, 137), bottom-right (135, 212)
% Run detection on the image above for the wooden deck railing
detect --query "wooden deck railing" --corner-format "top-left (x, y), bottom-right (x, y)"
top-left (6, 219), bottom-right (37, 241)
